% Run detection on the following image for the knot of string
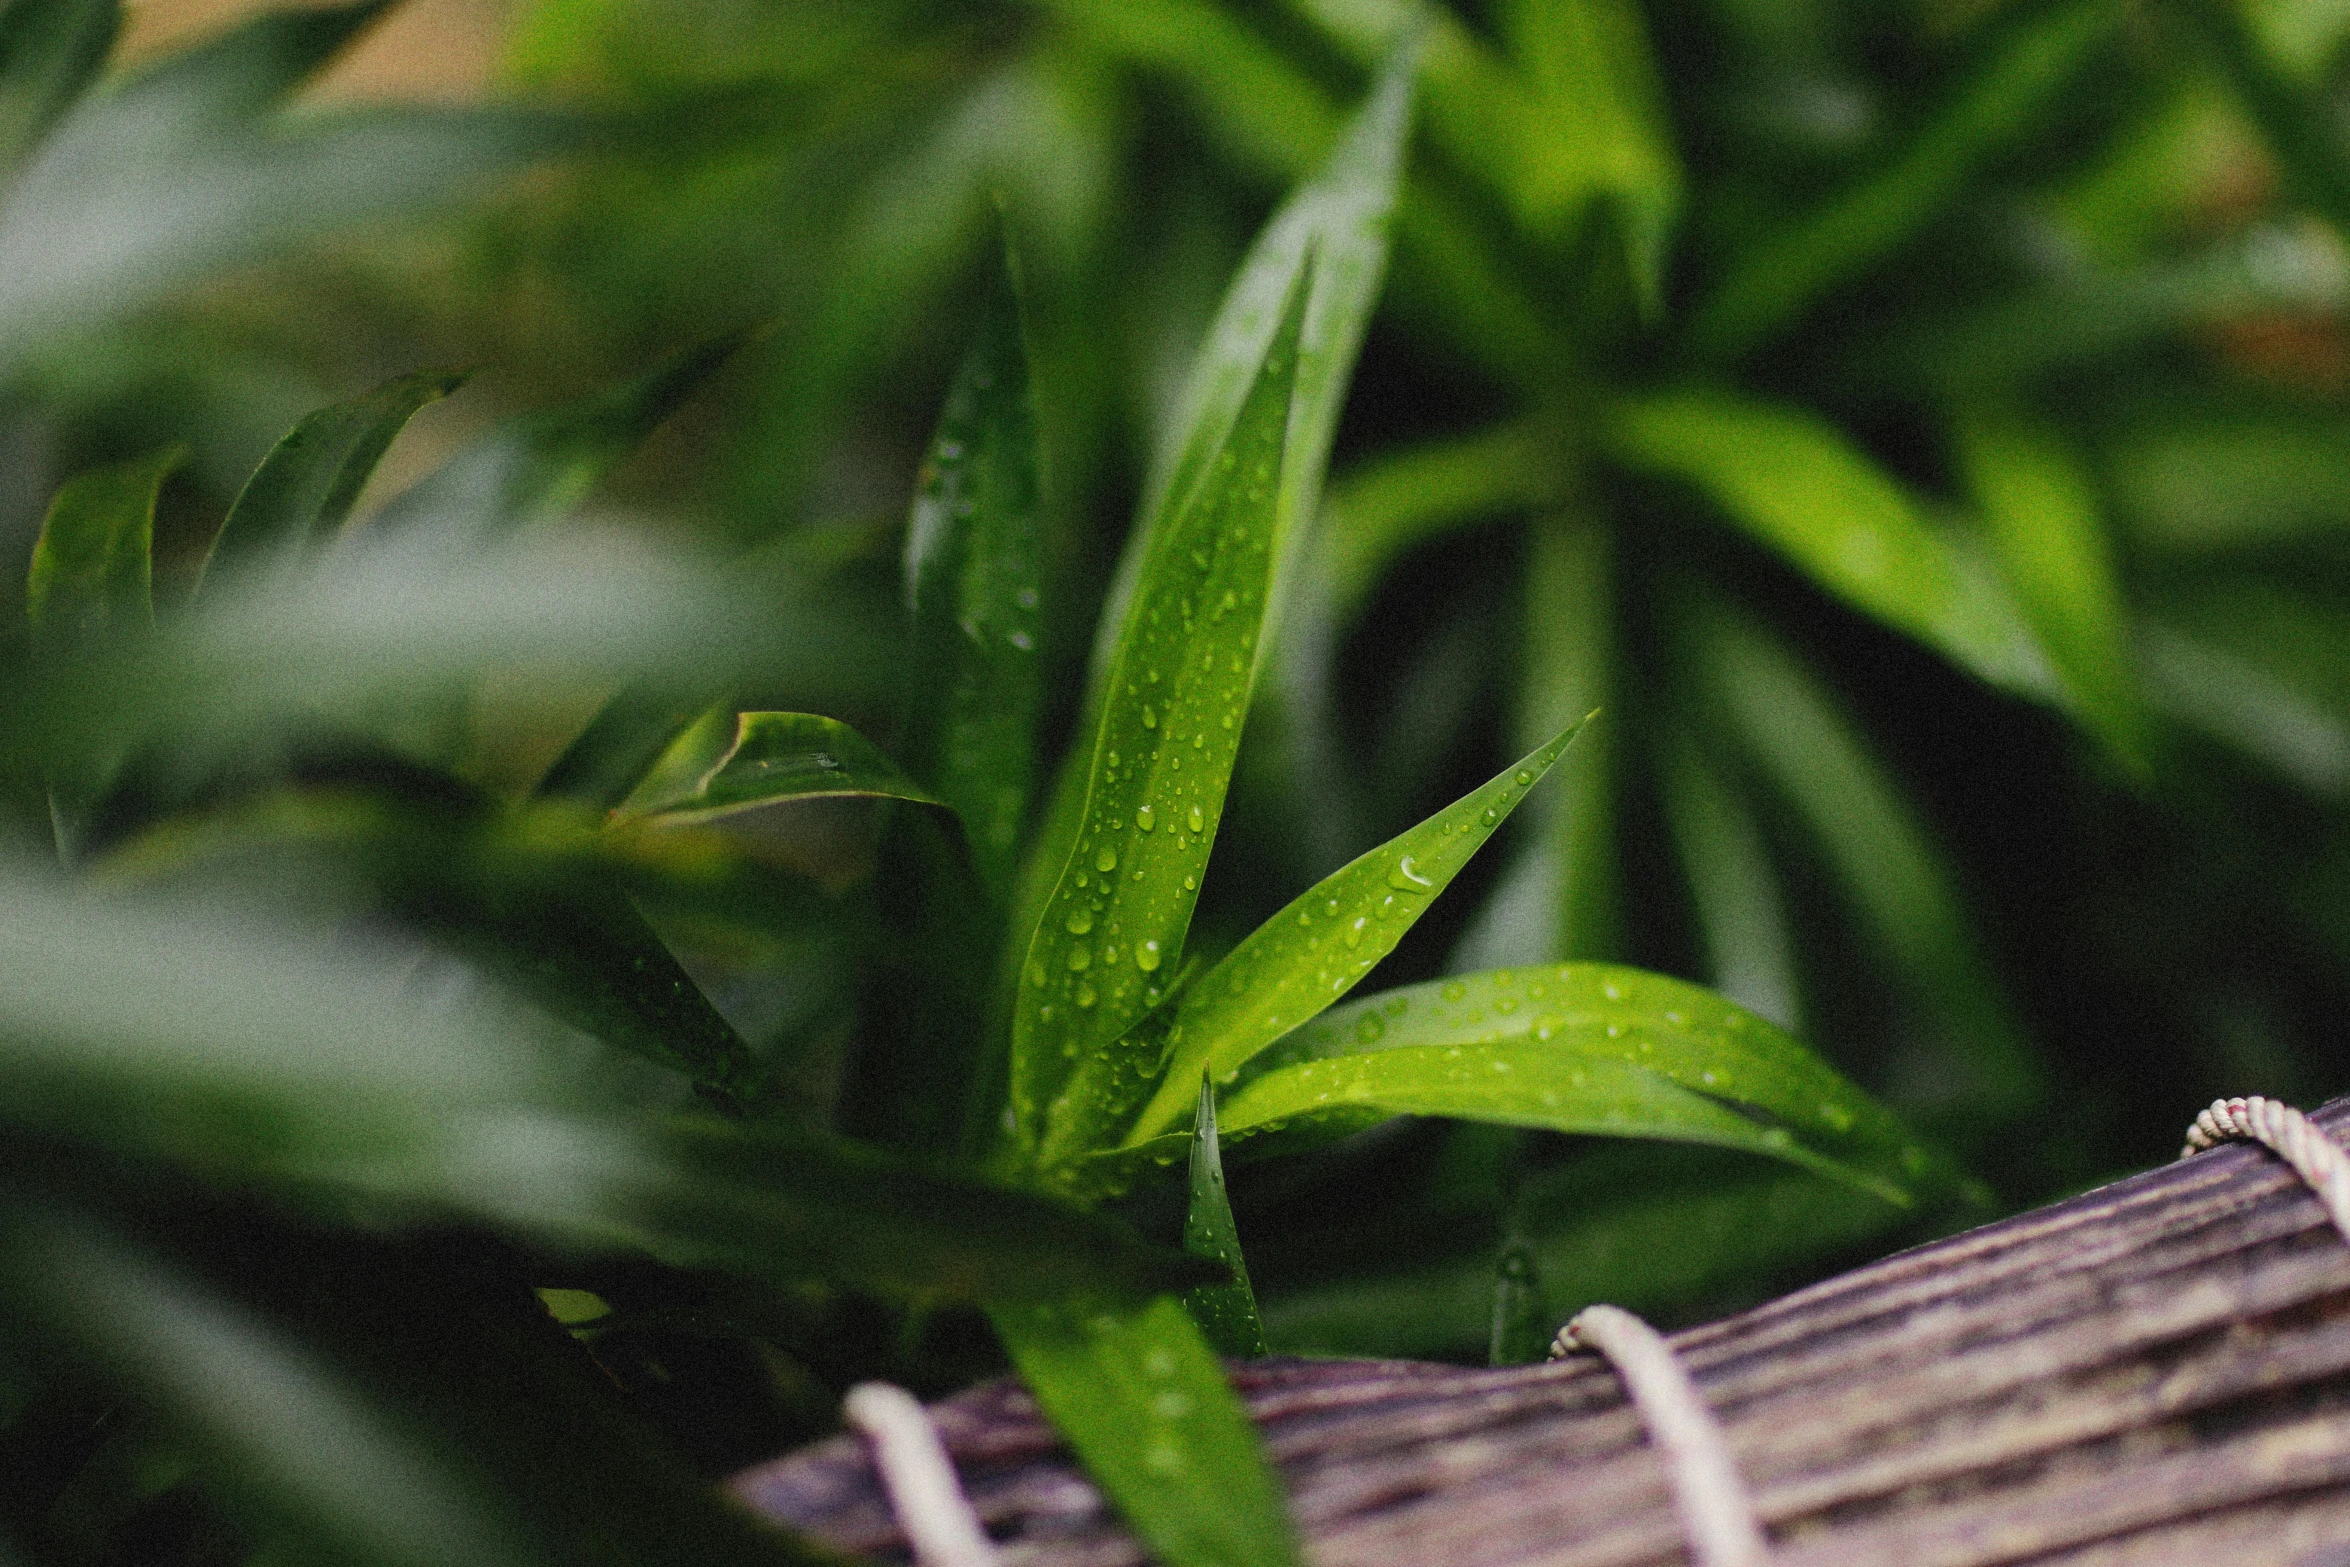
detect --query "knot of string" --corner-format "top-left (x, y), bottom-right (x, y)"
top-left (2179, 1095), bottom-right (2350, 1245)
top-left (842, 1382), bottom-right (1003, 1567)
top-left (1550, 1302), bottom-right (1771, 1567)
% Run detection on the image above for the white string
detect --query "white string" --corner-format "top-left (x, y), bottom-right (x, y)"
top-left (1550, 1303), bottom-right (1771, 1567)
top-left (842, 1382), bottom-right (1003, 1567)
top-left (2179, 1094), bottom-right (2350, 1246)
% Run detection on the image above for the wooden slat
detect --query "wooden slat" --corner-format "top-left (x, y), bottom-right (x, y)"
top-left (731, 1100), bottom-right (2350, 1564)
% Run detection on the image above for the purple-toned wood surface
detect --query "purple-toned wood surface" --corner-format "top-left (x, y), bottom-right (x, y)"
top-left (733, 1100), bottom-right (2350, 1565)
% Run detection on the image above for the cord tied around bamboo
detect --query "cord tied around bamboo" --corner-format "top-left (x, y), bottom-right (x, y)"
top-left (2179, 1094), bottom-right (2350, 1246)
top-left (1550, 1302), bottom-right (1772, 1567)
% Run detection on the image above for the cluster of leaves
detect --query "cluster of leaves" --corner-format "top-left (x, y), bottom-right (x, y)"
top-left (14, 0), bottom-right (2350, 1563)
top-left (0, 5), bottom-right (1971, 1566)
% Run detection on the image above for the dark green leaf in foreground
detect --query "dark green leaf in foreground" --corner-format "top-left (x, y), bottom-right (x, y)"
top-left (626, 711), bottom-right (941, 823)
top-left (1007, 266), bottom-right (1310, 1170)
top-left (1607, 390), bottom-right (2055, 701)
top-left (1182, 1077), bottom-right (1266, 1358)
top-left (901, 259), bottom-right (1045, 901)
top-left (0, 868), bottom-right (1206, 1310)
top-left (992, 1295), bottom-right (1297, 1567)
top-left (1218, 964), bottom-right (1949, 1207)
top-left (199, 368), bottom-right (467, 590)
top-left (1126, 723), bottom-right (1582, 1145)
top-left (0, 0), bottom-right (115, 182)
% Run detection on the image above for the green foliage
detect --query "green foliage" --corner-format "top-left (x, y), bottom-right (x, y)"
top-left (11, 0), bottom-right (2350, 1561)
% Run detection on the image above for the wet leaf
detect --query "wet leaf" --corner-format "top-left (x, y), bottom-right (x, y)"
top-left (628, 712), bottom-right (940, 824)
top-left (1126, 723), bottom-right (1582, 1145)
top-left (1006, 265), bottom-right (1310, 1170)
top-left (991, 1295), bottom-right (1297, 1567)
top-left (1684, 0), bottom-right (2126, 362)
top-left (1182, 1078), bottom-right (1266, 1358)
top-left (1219, 963), bottom-right (1950, 1206)
top-left (900, 258), bottom-right (1045, 899)
top-left (0, 0), bottom-right (114, 182)
top-left (1608, 390), bottom-right (2056, 700)
top-left (199, 369), bottom-right (467, 591)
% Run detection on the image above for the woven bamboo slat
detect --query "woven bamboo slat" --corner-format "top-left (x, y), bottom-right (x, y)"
top-left (732, 1098), bottom-right (2350, 1565)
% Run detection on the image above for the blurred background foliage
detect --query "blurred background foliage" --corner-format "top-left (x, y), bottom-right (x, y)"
top-left (15, 0), bottom-right (2350, 1557)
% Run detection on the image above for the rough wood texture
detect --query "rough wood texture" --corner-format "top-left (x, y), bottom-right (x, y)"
top-left (732, 1099), bottom-right (2350, 1565)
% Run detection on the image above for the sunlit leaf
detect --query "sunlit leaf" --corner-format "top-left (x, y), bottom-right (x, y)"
top-left (1126, 724), bottom-right (1582, 1145)
top-left (1220, 963), bottom-right (1949, 1206)
top-left (629, 712), bottom-right (941, 824)
top-left (2105, 412), bottom-right (2350, 552)
top-left (900, 258), bottom-right (1045, 898)
top-left (0, 0), bottom-right (114, 182)
top-left (1006, 266), bottom-right (1310, 1170)
top-left (199, 369), bottom-right (467, 590)
top-left (1685, 597), bottom-right (2045, 1124)
top-left (1608, 390), bottom-right (2056, 700)
top-left (1954, 407), bottom-right (2149, 770)
top-left (991, 1295), bottom-right (1298, 1567)
top-left (1685, 0), bottom-right (2127, 362)
top-left (1182, 1078), bottom-right (1266, 1358)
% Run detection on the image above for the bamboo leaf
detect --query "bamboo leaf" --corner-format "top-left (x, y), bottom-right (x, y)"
top-left (1656, 728), bottom-right (1801, 1031)
top-left (199, 369), bottom-right (468, 591)
top-left (1007, 265), bottom-right (1311, 1171)
top-left (1126, 723), bottom-right (1583, 1145)
top-left (900, 259), bottom-right (1045, 899)
top-left (991, 1295), bottom-right (1298, 1567)
top-left (0, 0), bottom-right (115, 182)
top-left (1953, 407), bottom-right (2150, 771)
top-left (1218, 964), bottom-right (1951, 1206)
top-left (1685, 0), bottom-right (2126, 363)
top-left (2183, 0), bottom-right (2350, 243)
top-left (1607, 390), bottom-right (2057, 701)
top-left (1182, 1078), bottom-right (1267, 1358)
top-left (628, 712), bottom-right (941, 824)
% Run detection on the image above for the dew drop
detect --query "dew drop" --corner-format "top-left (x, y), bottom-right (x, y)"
top-left (1096, 847), bottom-right (1118, 874)
top-left (1515, 769), bottom-right (1533, 785)
top-left (1136, 805), bottom-right (1156, 832)
top-left (1182, 874), bottom-right (1197, 891)
top-left (1142, 706), bottom-right (1158, 729)
top-left (1066, 908), bottom-right (1095, 935)
top-left (1137, 940), bottom-right (1163, 972)
top-left (1389, 855), bottom-right (1434, 891)
top-left (1345, 917), bottom-right (1366, 949)
top-left (1188, 805), bottom-right (1206, 834)
top-left (1028, 960), bottom-right (1047, 987)
top-left (1068, 947), bottom-right (1092, 971)
top-left (1075, 983), bottom-right (1097, 1008)
top-left (1441, 981), bottom-right (1467, 1002)
top-left (1354, 1013), bottom-right (1386, 1045)
top-left (1481, 808), bottom-right (1499, 826)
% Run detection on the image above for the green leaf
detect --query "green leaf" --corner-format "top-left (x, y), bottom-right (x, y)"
top-left (1606, 390), bottom-right (2056, 700)
top-left (1656, 727), bottom-right (1801, 1032)
top-left (376, 334), bottom-right (743, 537)
top-left (1126, 723), bottom-right (1583, 1145)
top-left (1684, 0), bottom-right (2127, 363)
top-left (900, 258), bottom-right (1045, 899)
top-left (1487, 1237), bottom-right (1548, 1367)
top-left (991, 1295), bottom-right (1298, 1567)
top-left (1685, 596), bottom-right (2045, 1124)
top-left (2183, 0), bottom-right (2350, 244)
top-left (1319, 415), bottom-right (1568, 619)
top-left (1, 1211), bottom-right (849, 1567)
top-left (627, 711), bottom-right (941, 824)
top-left (2104, 412), bottom-right (2350, 552)
top-left (0, 0), bottom-right (115, 182)
top-left (199, 369), bottom-right (468, 591)
top-left (0, 867), bottom-right (1209, 1310)
top-left (26, 446), bottom-right (182, 860)
top-left (1182, 1078), bottom-right (1267, 1358)
top-left (1218, 963), bottom-right (1951, 1206)
top-left (0, 4), bottom-right (572, 367)
top-left (1953, 407), bottom-right (2150, 771)
top-left (1006, 263), bottom-right (1312, 1171)
top-left (25, 447), bottom-right (179, 663)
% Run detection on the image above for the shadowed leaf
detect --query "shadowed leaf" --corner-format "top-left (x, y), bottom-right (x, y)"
top-left (1182, 1077), bottom-right (1266, 1358)
top-left (629, 712), bottom-right (940, 824)
top-left (0, 0), bottom-right (115, 181)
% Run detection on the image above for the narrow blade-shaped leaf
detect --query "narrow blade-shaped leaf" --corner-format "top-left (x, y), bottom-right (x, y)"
top-left (1685, 0), bottom-right (2126, 362)
top-left (991, 1295), bottom-right (1297, 1567)
top-left (1656, 727), bottom-right (1801, 1031)
top-left (1127, 723), bottom-right (1582, 1144)
top-left (1488, 1237), bottom-right (1547, 1366)
top-left (901, 259), bottom-right (1044, 898)
top-left (1007, 268), bottom-right (1310, 1169)
top-left (375, 333), bottom-right (744, 537)
top-left (2184, 0), bottom-right (2350, 243)
top-left (199, 369), bottom-right (467, 591)
top-left (1954, 407), bottom-right (2150, 771)
top-left (1607, 390), bottom-right (2056, 700)
top-left (26, 447), bottom-right (178, 661)
top-left (627, 712), bottom-right (940, 824)
top-left (1220, 964), bottom-right (1952, 1206)
top-left (0, 0), bottom-right (115, 181)
top-left (1183, 1078), bottom-right (1267, 1357)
